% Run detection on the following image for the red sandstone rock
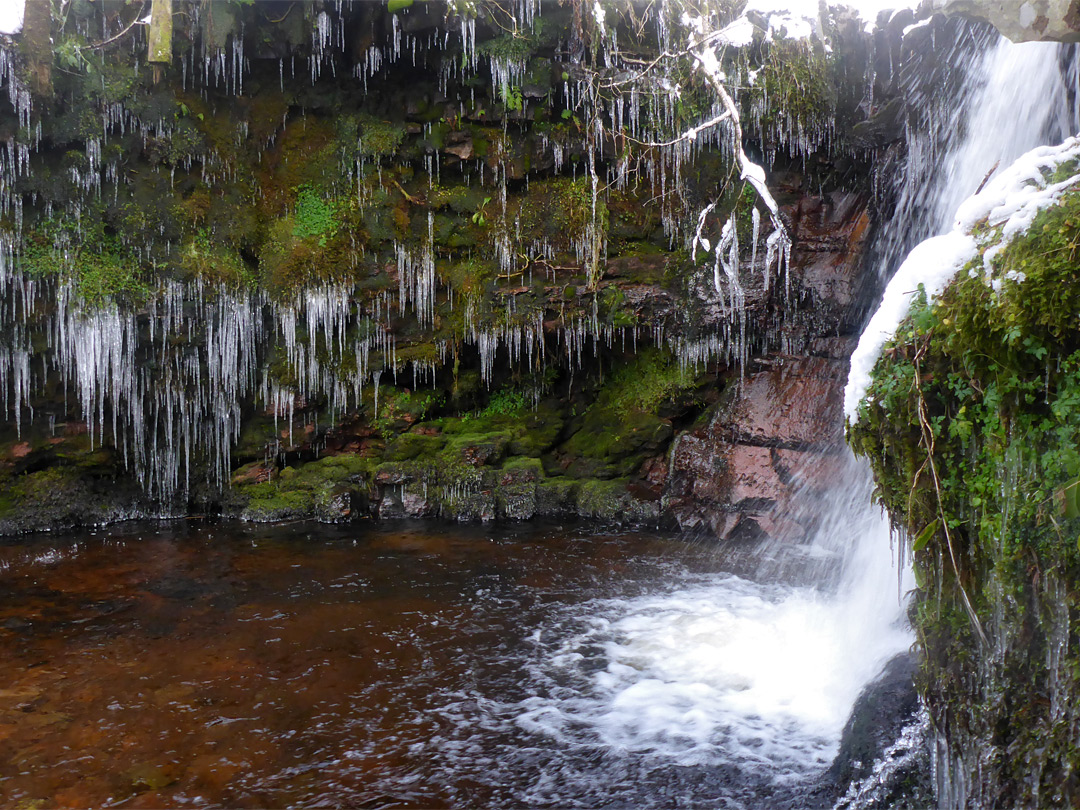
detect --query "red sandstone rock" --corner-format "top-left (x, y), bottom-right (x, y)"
top-left (721, 357), bottom-right (847, 447)
top-left (663, 189), bottom-right (868, 543)
top-left (231, 463), bottom-right (275, 485)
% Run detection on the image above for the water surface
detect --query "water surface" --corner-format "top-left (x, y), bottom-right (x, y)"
top-left (0, 519), bottom-right (904, 808)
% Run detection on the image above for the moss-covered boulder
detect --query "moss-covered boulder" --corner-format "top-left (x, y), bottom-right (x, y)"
top-left (849, 161), bottom-right (1080, 807)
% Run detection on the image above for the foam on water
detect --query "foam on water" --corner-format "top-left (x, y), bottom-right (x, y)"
top-left (512, 456), bottom-right (912, 795)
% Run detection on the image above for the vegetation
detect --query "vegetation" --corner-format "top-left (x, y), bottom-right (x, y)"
top-left (849, 187), bottom-right (1080, 807)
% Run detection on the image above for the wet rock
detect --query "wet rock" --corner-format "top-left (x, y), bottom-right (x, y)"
top-left (576, 478), bottom-right (663, 524)
top-left (401, 489), bottom-right (436, 518)
top-left (788, 192), bottom-right (874, 335)
top-left (231, 461), bottom-right (276, 485)
top-left (665, 356), bottom-right (849, 540)
top-left (932, 0), bottom-right (1080, 42)
top-left (0, 465), bottom-right (149, 536)
top-left (828, 652), bottom-right (932, 808)
top-left (315, 485), bottom-right (359, 522)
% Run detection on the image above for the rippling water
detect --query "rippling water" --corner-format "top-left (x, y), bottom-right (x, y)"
top-left (0, 519), bottom-right (907, 808)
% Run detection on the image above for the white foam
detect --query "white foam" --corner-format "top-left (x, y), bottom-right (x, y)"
top-left (516, 457), bottom-right (912, 782)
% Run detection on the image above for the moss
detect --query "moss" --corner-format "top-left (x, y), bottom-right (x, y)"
top-left (750, 38), bottom-right (837, 142)
top-left (258, 195), bottom-right (361, 299)
top-left (236, 452), bottom-right (378, 521)
top-left (560, 407), bottom-right (670, 479)
top-left (373, 388), bottom-right (445, 436)
top-left (848, 186), bottom-right (1080, 808)
top-left (355, 113), bottom-right (407, 160)
top-left (382, 431), bottom-right (447, 462)
top-left (243, 488), bottom-right (316, 521)
top-left (600, 348), bottom-right (701, 418)
top-left (179, 230), bottom-right (256, 288)
top-left (500, 456), bottom-right (545, 475)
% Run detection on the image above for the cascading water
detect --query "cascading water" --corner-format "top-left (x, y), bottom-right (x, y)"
top-left (489, 22), bottom-right (1080, 810)
top-left (871, 29), bottom-right (1076, 284)
top-left (506, 454), bottom-right (912, 807)
top-left (840, 25), bottom-right (1079, 809)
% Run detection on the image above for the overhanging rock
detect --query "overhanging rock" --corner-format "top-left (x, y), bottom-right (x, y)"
top-left (931, 0), bottom-right (1080, 41)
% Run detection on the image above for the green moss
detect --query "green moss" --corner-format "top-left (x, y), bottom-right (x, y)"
top-left (602, 349), bottom-right (699, 418)
top-left (293, 185), bottom-right (339, 243)
top-left (180, 230), bottom-right (256, 288)
top-left (356, 113), bottom-right (407, 160)
top-left (848, 185), bottom-right (1080, 808)
top-left (382, 431), bottom-right (447, 462)
top-left (751, 38), bottom-right (837, 140)
top-left (373, 388), bottom-right (445, 436)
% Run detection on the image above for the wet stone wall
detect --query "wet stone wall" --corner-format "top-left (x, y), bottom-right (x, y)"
top-left (0, 0), bottom-right (897, 534)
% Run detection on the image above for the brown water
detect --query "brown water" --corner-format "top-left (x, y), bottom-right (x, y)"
top-left (0, 519), bottom-right (779, 809)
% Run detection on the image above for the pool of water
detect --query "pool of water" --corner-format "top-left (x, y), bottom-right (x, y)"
top-left (0, 519), bottom-right (908, 808)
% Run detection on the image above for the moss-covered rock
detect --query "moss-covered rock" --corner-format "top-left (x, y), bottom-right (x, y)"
top-left (849, 181), bottom-right (1080, 807)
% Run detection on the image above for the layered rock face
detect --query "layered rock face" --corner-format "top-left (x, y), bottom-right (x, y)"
top-left (0, 0), bottom-right (903, 535)
top-left (667, 191), bottom-right (872, 540)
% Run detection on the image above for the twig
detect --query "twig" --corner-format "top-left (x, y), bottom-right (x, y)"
top-left (913, 350), bottom-right (990, 648)
top-left (85, 0), bottom-right (149, 50)
top-left (391, 179), bottom-right (420, 205)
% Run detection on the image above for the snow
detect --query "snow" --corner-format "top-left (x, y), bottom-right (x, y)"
top-left (0, 0), bottom-right (24, 35)
top-left (844, 136), bottom-right (1080, 423)
top-left (843, 232), bottom-right (976, 423)
top-left (744, 0), bottom-right (918, 35)
top-left (902, 17), bottom-right (933, 37)
top-left (715, 16), bottom-right (755, 48)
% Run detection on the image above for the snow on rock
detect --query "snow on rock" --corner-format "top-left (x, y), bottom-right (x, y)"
top-left (843, 232), bottom-right (976, 424)
top-left (844, 136), bottom-right (1080, 423)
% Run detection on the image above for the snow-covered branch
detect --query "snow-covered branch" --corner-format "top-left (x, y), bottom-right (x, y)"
top-left (689, 40), bottom-right (791, 294)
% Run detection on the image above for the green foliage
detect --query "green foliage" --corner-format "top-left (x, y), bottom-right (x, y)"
top-left (387, 0), bottom-right (414, 12)
top-left (293, 185), bottom-right (339, 244)
top-left (501, 85), bottom-right (524, 112)
top-left (480, 389), bottom-right (529, 417)
top-left (478, 32), bottom-right (538, 63)
top-left (19, 220), bottom-right (149, 307)
top-left (849, 185), bottom-right (1080, 807)
top-left (471, 196), bottom-right (492, 226)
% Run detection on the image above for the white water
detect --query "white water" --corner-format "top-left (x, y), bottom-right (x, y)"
top-left (511, 30), bottom-right (1080, 803)
top-left (513, 457), bottom-right (912, 798)
top-left (847, 38), bottom-right (1077, 420)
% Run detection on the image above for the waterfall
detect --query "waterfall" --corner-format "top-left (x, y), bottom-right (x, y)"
top-left (506, 24), bottom-right (1080, 808)
top-left (873, 33), bottom-right (1075, 282)
top-left (510, 454), bottom-right (911, 808)
top-left (842, 27), bottom-right (1078, 808)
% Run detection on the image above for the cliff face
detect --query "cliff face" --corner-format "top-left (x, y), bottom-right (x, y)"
top-left (0, 0), bottom-right (898, 535)
top-left (849, 142), bottom-right (1080, 807)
